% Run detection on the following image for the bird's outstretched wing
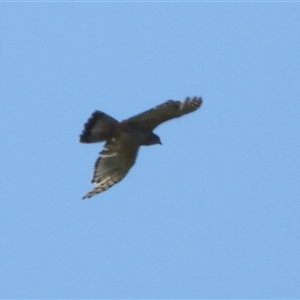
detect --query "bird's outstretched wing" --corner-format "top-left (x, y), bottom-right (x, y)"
top-left (123, 97), bottom-right (202, 131)
top-left (82, 138), bottom-right (139, 199)
top-left (80, 111), bottom-right (119, 143)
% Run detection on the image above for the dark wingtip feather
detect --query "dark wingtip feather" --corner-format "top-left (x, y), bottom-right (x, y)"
top-left (188, 96), bottom-right (203, 108)
top-left (79, 111), bottom-right (103, 143)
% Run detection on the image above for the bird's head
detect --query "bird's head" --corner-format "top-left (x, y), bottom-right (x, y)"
top-left (143, 132), bottom-right (162, 146)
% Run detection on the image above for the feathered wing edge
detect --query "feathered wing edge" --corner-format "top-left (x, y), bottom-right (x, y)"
top-left (123, 97), bottom-right (203, 131)
top-left (80, 111), bottom-right (119, 143)
top-left (82, 139), bottom-right (139, 199)
top-left (82, 173), bottom-right (125, 199)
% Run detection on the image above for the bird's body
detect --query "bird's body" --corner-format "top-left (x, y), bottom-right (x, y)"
top-left (80, 97), bottom-right (203, 199)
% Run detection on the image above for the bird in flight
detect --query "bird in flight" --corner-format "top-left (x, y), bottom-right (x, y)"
top-left (79, 96), bottom-right (203, 199)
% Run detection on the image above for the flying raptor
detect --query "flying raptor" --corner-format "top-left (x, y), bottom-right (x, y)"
top-left (80, 96), bottom-right (203, 199)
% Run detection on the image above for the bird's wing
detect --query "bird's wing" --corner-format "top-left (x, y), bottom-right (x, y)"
top-left (82, 138), bottom-right (139, 199)
top-left (123, 97), bottom-right (202, 131)
top-left (80, 111), bottom-right (119, 143)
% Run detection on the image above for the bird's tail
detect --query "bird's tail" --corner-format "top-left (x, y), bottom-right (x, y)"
top-left (79, 111), bottom-right (119, 143)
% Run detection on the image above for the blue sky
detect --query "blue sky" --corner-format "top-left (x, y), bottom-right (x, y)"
top-left (1, 3), bottom-right (300, 298)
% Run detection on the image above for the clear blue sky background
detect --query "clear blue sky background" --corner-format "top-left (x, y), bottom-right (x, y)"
top-left (1, 3), bottom-right (300, 298)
